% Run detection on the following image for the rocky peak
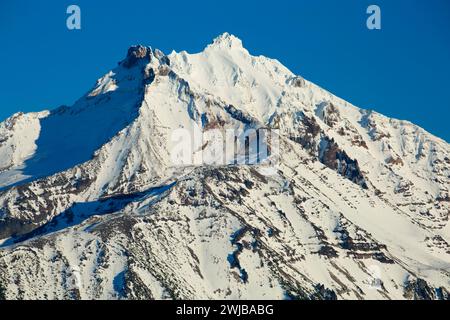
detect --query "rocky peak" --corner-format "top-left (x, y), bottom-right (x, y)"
top-left (121, 45), bottom-right (153, 68)
top-left (208, 32), bottom-right (244, 50)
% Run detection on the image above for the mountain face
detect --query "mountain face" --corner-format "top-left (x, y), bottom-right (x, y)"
top-left (0, 33), bottom-right (449, 300)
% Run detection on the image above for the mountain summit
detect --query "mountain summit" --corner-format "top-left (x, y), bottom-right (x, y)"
top-left (208, 32), bottom-right (245, 49)
top-left (0, 34), bottom-right (449, 300)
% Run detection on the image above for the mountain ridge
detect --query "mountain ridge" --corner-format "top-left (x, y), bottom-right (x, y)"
top-left (0, 33), bottom-right (448, 300)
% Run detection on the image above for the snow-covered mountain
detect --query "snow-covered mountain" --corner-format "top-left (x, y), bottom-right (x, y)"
top-left (0, 33), bottom-right (449, 300)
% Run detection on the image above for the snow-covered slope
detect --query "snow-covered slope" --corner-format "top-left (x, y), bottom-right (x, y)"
top-left (0, 33), bottom-right (448, 300)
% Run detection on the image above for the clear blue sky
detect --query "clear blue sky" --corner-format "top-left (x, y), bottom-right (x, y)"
top-left (0, 0), bottom-right (449, 141)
